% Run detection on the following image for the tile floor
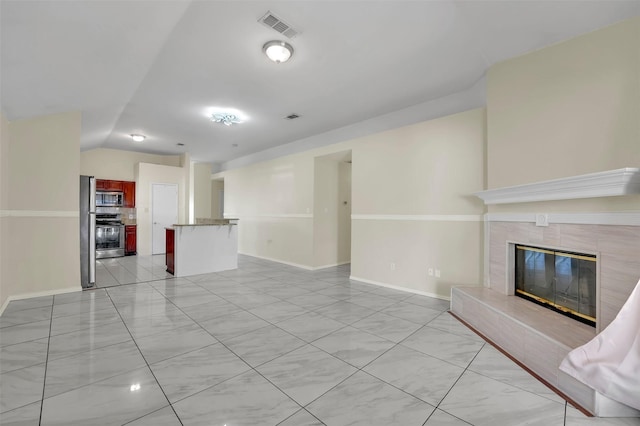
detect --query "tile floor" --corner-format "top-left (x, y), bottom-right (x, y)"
top-left (1, 255), bottom-right (639, 425)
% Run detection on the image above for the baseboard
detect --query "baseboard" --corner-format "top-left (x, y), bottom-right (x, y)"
top-left (239, 252), bottom-right (315, 270)
top-left (0, 286), bottom-right (81, 316)
top-left (349, 275), bottom-right (450, 301)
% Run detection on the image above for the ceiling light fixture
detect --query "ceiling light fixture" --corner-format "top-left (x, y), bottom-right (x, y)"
top-left (130, 134), bottom-right (145, 142)
top-left (210, 113), bottom-right (242, 126)
top-left (263, 40), bottom-right (294, 63)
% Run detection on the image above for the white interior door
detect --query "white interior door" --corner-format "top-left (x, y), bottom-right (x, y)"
top-left (152, 183), bottom-right (179, 255)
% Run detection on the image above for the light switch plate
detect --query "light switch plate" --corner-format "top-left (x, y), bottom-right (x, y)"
top-left (535, 213), bottom-right (549, 227)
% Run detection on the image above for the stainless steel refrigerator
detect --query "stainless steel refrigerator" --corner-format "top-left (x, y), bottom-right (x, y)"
top-left (80, 175), bottom-right (96, 288)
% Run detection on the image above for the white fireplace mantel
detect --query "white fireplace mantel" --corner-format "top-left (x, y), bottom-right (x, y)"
top-left (474, 168), bottom-right (640, 205)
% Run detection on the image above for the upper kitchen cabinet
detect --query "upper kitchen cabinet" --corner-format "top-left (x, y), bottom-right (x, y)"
top-left (123, 181), bottom-right (135, 207)
top-left (96, 179), bottom-right (123, 192)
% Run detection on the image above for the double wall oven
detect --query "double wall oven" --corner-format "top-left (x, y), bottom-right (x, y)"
top-left (95, 211), bottom-right (125, 258)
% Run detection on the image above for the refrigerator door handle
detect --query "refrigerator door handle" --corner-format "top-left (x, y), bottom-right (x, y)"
top-left (89, 213), bottom-right (96, 284)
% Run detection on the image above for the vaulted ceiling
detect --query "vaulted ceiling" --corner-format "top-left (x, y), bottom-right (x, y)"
top-left (2, 1), bottom-right (638, 170)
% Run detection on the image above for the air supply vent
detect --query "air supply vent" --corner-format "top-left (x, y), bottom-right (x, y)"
top-left (259, 11), bottom-right (299, 39)
top-left (284, 113), bottom-right (300, 120)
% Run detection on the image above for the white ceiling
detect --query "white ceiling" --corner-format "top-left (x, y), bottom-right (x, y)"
top-left (2, 1), bottom-right (638, 170)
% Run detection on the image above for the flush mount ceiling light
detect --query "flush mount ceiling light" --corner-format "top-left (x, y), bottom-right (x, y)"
top-left (210, 113), bottom-right (242, 126)
top-left (130, 134), bottom-right (145, 142)
top-left (263, 40), bottom-right (294, 63)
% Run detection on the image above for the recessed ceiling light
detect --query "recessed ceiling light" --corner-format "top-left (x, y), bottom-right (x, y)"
top-left (263, 40), bottom-right (293, 63)
top-left (130, 134), bottom-right (145, 142)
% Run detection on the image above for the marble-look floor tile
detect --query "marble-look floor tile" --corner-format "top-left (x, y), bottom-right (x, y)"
top-left (115, 299), bottom-right (183, 321)
top-left (124, 310), bottom-right (196, 339)
top-left (364, 345), bottom-right (464, 406)
top-left (172, 370), bottom-right (299, 426)
top-left (134, 323), bottom-right (217, 364)
top-left (198, 310), bottom-right (270, 342)
top-left (0, 401), bottom-right (42, 425)
top-left (47, 321), bottom-right (133, 361)
top-left (44, 340), bottom-right (146, 398)
top-left (224, 325), bottom-right (306, 367)
top-left (124, 406), bottom-right (182, 426)
top-left (50, 298), bottom-right (116, 319)
top-left (163, 292), bottom-right (226, 309)
top-left (179, 300), bottom-right (241, 323)
top-left (351, 312), bottom-right (422, 343)
top-left (346, 292), bottom-right (398, 310)
top-left (307, 371), bottom-right (434, 426)
top-left (0, 363), bottom-right (46, 414)
top-left (150, 343), bottom-right (249, 403)
top-left (381, 301), bottom-right (443, 325)
top-left (275, 312), bottom-right (346, 342)
top-left (312, 326), bottom-right (395, 368)
top-left (405, 295), bottom-right (450, 311)
top-left (439, 370), bottom-right (565, 426)
top-left (315, 285), bottom-right (363, 300)
top-left (401, 326), bottom-right (485, 368)
top-left (285, 293), bottom-right (339, 310)
top-left (468, 344), bottom-right (564, 403)
top-left (49, 307), bottom-right (123, 336)
top-left (0, 305), bottom-right (53, 328)
top-left (278, 409), bottom-right (325, 426)
top-left (248, 300), bottom-right (309, 323)
top-left (564, 406), bottom-right (640, 425)
top-left (261, 284), bottom-right (312, 299)
top-left (427, 312), bottom-right (485, 342)
top-left (424, 409), bottom-right (472, 425)
top-left (0, 320), bottom-right (51, 347)
top-left (257, 344), bottom-right (357, 406)
top-left (2, 296), bottom-right (52, 314)
top-left (0, 338), bottom-right (48, 374)
top-left (222, 292), bottom-right (282, 310)
top-left (313, 301), bottom-right (376, 325)
top-left (40, 367), bottom-right (168, 426)
top-left (53, 289), bottom-right (109, 306)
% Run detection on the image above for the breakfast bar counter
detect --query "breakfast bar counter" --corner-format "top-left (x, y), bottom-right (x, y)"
top-left (165, 219), bottom-right (238, 277)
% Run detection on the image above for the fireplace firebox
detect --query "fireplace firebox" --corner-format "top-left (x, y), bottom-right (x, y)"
top-left (515, 245), bottom-right (596, 327)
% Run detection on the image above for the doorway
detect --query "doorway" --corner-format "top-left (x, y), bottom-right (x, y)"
top-left (211, 178), bottom-right (225, 219)
top-left (152, 183), bottom-right (179, 255)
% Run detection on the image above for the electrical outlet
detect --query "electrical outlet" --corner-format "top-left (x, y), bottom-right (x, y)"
top-left (435, 269), bottom-right (441, 278)
top-left (390, 263), bottom-right (396, 271)
top-left (428, 268), bottom-right (433, 276)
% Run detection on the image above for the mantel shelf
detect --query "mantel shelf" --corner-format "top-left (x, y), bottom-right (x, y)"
top-left (474, 168), bottom-right (640, 205)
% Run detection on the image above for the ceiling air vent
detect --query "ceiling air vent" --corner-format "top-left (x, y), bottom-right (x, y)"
top-left (259, 11), bottom-right (299, 39)
top-left (285, 113), bottom-right (300, 120)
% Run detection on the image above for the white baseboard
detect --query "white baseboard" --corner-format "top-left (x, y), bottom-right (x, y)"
top-left (239, 252), bottom-right (314, 270)
top-left (0, 286), bottom-right (82, 316)
top-left (349, 275), bottom-right (450, 301)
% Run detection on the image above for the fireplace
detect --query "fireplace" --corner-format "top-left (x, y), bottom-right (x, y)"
top-left (515, 244), bottom-right (596, 327)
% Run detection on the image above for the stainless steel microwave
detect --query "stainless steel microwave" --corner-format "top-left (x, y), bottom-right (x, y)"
top-left (96, 191), bottom-right (123, 207)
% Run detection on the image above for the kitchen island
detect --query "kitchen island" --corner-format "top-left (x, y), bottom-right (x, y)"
top-left (165, 219), bottom-right (238, 277)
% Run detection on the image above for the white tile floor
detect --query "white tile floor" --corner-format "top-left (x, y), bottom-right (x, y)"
top-left (1, 255), bottom-right (638, 425)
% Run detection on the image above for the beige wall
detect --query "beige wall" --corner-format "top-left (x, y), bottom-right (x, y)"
top-left (80, 148), bottom-right (181, 181)
top-left (1, 112), bottom-right (82, 308)
top-left (135, 163), bottom-right (187, 256)
top-left (487, 17), bottom-right (640, 213)
top-left (194, 163), bottom-right (212, 219)
top-left (1, 113), bottom-right (10, 308)
top-left (220, 108), bottom-right (486, 297)
top-left (313, 152), bottom-right (352, 268)
top-left (350, 109), bottom-right (486, 297)
top-left (211, 179), bottom-right (224, 219)
top-left (221, 152), bottom-right (316, 267)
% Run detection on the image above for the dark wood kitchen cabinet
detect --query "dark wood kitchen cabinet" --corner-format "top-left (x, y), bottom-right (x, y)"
top-left (96, 179), bottom-right (123, 192)
top-left (166, 228), bottom-right (175, 274)
top-left (125, 225), bottom-right (137, 255)
top-left (122, 181), bottom-right (135, 207)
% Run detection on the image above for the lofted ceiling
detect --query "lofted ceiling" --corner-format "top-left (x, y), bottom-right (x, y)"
top-left (1, 1), bottom-right (638, 170)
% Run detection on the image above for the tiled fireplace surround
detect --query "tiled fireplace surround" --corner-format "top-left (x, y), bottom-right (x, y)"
top-left (451, 169), bottom-right (640, 416)
top-left (452, 219), bottom-right (640, 417)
